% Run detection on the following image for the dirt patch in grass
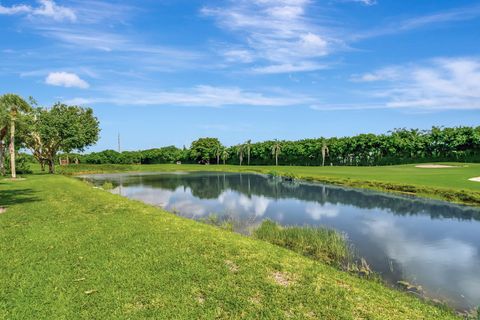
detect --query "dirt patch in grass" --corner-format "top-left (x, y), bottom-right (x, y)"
top-left (225, 260), bottom-right (239, 273)
top-left (249, 293), bottom-right (262, 305)
top-left (415, 164), bottom-right (457, 168)
top-left (196, 294), bottom-right (205, 304)
top-left (0, 207), bottom-right (6, 214)
top-left (271, 271), bottom-right (295, 287)
top-left (336, 280), bottom-right (351, 290)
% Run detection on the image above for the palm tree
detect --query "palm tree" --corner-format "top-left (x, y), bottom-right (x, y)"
top-left (0, 106), bottom-right (8, 176)
top-left (237, 144), bottom-right (245, 166)
top-left (221, 148), bottom-right (229, 165)
top-left (245, 139), bottom-right (252, 165)
top-left (271, 140), bottom-right (281, 166)
top-left (214, 145), bottom-right (222, 165)
top-left (321, 141), bottom-right (329, 166)
top-left (0, 94), bottom-right (31, 179)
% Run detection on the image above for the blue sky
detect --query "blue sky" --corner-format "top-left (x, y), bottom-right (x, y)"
top-left (1, 0), bottom-right (480, 151)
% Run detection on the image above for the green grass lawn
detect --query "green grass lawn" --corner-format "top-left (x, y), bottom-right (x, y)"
top-left (57, 162), bottom-right (480, 205)
top-left (0, 174), bottom-right (459, 319)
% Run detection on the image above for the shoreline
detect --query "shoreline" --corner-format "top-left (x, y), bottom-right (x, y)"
top-left (57, 163), bottom-right (480, 207)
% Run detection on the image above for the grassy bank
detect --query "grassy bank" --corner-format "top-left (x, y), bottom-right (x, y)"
top-left (56, 162), bottom-right (480, 206)
top-left (0, 174), bottom-right (458, 319)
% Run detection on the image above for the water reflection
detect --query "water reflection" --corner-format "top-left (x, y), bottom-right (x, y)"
top-left (81, 171), bottom-right (480, 311)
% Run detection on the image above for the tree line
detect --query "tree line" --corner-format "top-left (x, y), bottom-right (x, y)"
top-left (75, 126), bottom-right (480, 166)
top-left (2, 93), bottom-right (479, 174)
top-left (0, 94), bottom-right (100, 177)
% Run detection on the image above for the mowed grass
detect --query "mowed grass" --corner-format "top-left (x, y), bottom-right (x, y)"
top-left (57, 162), bottom-right (480, 205)
top-left (0, 174), bottom-right (458, 319)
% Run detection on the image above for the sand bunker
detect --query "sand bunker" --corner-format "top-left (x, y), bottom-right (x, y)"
top-left (468, 177), bottom-right (480, 182)
top-left (415, 164), bottom-right (457, 168)
top-left (0, 207), bottom-right (6, 214)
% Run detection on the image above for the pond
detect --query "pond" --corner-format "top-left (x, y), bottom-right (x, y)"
top-left (81, 171), bottom-right (480, 311)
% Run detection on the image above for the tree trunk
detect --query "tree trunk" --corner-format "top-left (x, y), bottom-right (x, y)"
top-left (0, 139), bottom-right (5, 176)
top-left (217, 155), bottom-right (220, 165)
top-left (9, 119), bottom-right (16, 179)
top-left (48, 159), bottom-right (55, 174)
top-left (223, 158), bottom-right (225, 165)
top-left (275, 154), bottom-right (278, 166)
top-left (0, 127), bottom-right (5, 176)
top-left (40, 160), bottom-right (46, 172)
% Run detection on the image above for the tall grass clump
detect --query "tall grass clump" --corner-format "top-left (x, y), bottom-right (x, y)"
top-left (253, 220), bottom-right (351, 267)
top-left (101, 181), bottom-right (114, 190)
top-left (198, 214), bottom-right (234, 231)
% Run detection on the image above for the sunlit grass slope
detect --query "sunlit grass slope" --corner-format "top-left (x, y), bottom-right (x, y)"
top-left (0, 174), bottom-right (458, 319)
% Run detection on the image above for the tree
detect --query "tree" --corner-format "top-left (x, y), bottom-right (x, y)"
top-left (0, 126), bottom-right (6, 176)
top-left (237, 144), bottom-right (245, 166)
top-left (245, 140), bottom-right (252, 165)
top-left (0, 94), bottom-right (31, 178)
top-left (190, 138), bottom-right (222, 164)
top-left (221, 148), bottom-right (229, 165)
top-left (271, 140), bottom-right (281, 166)
top-left (0, 103), bottom-right (7, 176)
top-left (21, 108), bottom-right (46, 171)
top-left (213, 145), bottom-right (223, 165)
top-left (139, 146), bottom-right (184, 164)
top-left (28, 103), bottom-right (100, 173)
top-left (321, 141), bottom-right (329, 166)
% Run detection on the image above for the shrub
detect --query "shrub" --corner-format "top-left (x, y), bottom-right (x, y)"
top-left (3, 153), bottom-right (33, 174)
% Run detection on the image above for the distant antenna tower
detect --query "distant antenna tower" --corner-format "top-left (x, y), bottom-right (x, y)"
top-left (118, 133), bottom-right (121, 153)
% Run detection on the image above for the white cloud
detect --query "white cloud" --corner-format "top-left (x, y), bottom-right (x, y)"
top-left (34, 0), bottom-right (76, 21)
top-left (0, 0), bottom-right (76, 21)
top-left (350, 66), bottom-right (402, 82)
top-left (309, 103), bottom-right (385, 111)
top-left (45, 72), bottom-right (89, 88)
top-left (38, 27), bottom-right (128, 51)
top-left (0, 4), bottom-right (31, 14)
top-left (202, 0), bottom-right (336, 73)
top-left (386, 58), bottom-right (480, 110)
top-left (356, 0), bottom-right (376, 5)
top-left (353, 4), bottom-right (480, 40)
top-left (66, 85), bottom-right (312, 107)
top-left (223, 49), bottom-right (255, 64)
top-left (67, 0), bottom-right (133, 24)
top-left (311, 57), bottom-right (480, 111)
top-left (33, 27), bottom-right (205, 71)
top-left (253, 62), bottom-right (328, 74)
top-left (340, 0), bottom-right (376, 6)
top-left (342, 57), bottom-right (480, 110)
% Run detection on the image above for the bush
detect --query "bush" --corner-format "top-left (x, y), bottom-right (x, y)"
top-left (3, 153), bottom-right (33, 175)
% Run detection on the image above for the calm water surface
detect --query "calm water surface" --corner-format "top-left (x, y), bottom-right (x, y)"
top-left (81, 171), bottom-right (480, 311)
